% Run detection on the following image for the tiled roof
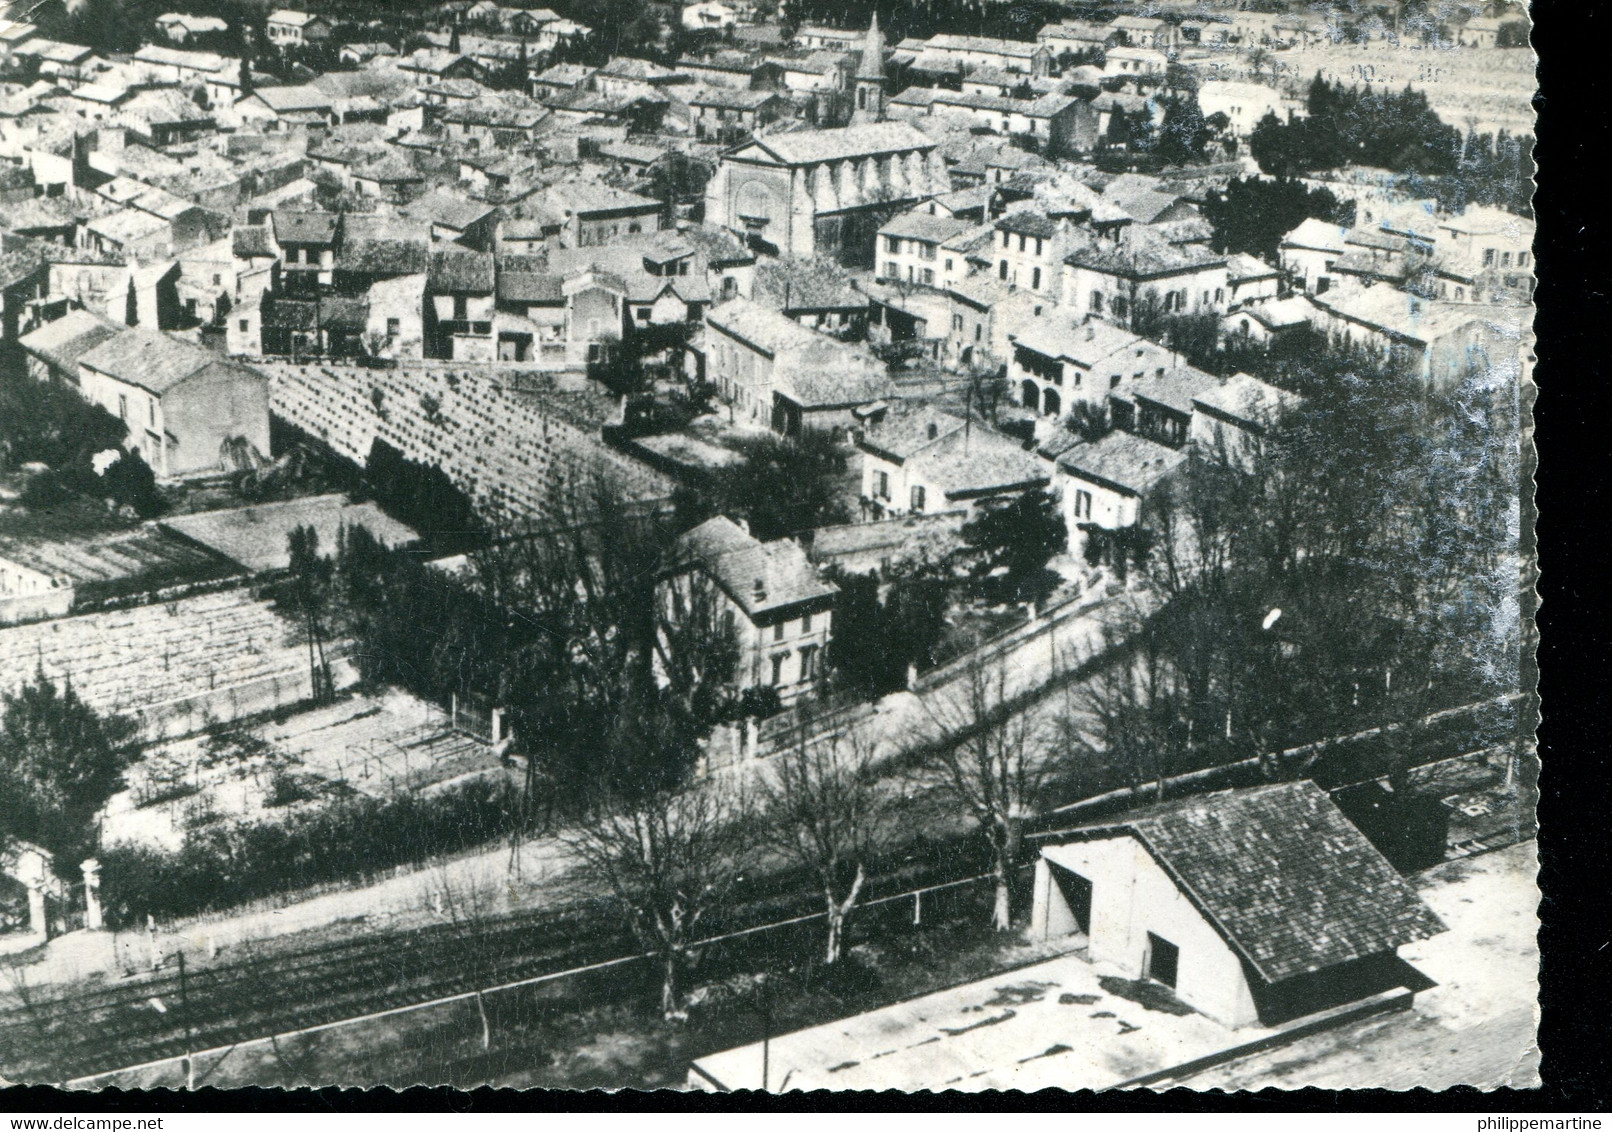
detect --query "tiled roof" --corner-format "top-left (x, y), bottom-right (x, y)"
top-left (1125, 362), bottom-right (1223, 415)
top-left (668, 515), bottom-right (837, 619)
top-left (745, 120), bottom-right (934, 166)
top-left (685, 84), bottom-right (779, 110)
top-left (753, 256), bottom-right (863, 311)
top-left (1012, 315), bottom-right (1147, 368)
top-left (429, 248), bottom-right (495, 293)
top-left (856, 404), bottom-right (966, 461)
top-left (543, 180), bottom-right (660, 217)
top-left (1065, 781), bottom-right (1447, 982)
top-left (274, 209), bottom-right (338, 245)
top-left (1190, 371), bottom-right (1301, 428)
top-left (1064, 226), bottom-right (1224, 278)
top-left (17, 309), bottom-right (123, 374)
top-left (1281, 216), bottom-right (1348, 253)
top-left (1056, 430), bottom-right (1185, 496)
top-left (881, 208), bottom-right (974, 244)
top-left (402, 190), bottom-right (495, 232)
top-left (78, 327), bottom-right (252, 395)
top-left (773, 342), bottom-right (895, 409)
top-left (250, 84), bottom-right (332, 112)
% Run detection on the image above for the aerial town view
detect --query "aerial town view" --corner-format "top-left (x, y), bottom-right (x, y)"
top-left (0, 0), bottom-right (1536, 1096)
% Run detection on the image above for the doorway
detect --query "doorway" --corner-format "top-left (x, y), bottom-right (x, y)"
top-left (1051, 866), bottom-right (1092, 935)
top-left (1146, 932), bottom-right (1179, 988)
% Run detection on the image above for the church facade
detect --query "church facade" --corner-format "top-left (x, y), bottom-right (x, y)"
top-left (704, 120), bottom-right (948, 266)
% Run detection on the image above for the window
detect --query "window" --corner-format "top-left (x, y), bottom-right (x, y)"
top-left (1034, 238), bottom-right (1043, 256)
top-left (998, 260), bottom-right (1008, 280)
top-left (952, 313), bottom-right (964, 333)
top-left (802, 611), bottom-right (813, 632)
top-left (1091, 292), bottom-right (1103, 313)
top-left (911, 484), bottom-right (926, 512)
top-left (921, 268), bottom-right (934, 286)
top-left (884, 261), bottom-right (898, 279)
top-left (875, 469), bottom-right (890, 500)
top-left (975, 324), bottom-right (983, 342)
top-left (1031, 267), bottom-right (1041, 290)
top-left (238, 319), bottom-right (249, 331)
top-left (887, 235), bottom-right (901, 254)
top-left (1110, 373), bottom-right (1121, 388)
top-left (637, 307), bottom-right (650, 321)
top-left (1483, 248), bottom-right (1495, 267)
top-left (774, 621), bottom-right (786, 642)
top-left (453, 295), bottom-right (468, 320)
top-left (1017, 234), bottom-right (1026, 252)
top-left (1146, 932), bottom-right (1179, 988)
top-left (1214, 287), bottom-right (1224, 303)
top-left (770, 653), bottom-right (786, 685)
top-left (945, 258), bottom-right (953, 272)
top-left (1518, 251), bottom-right (1530, 267)
top-left (1501, 251), bottom-right (1512, 267)
top-left (798, 643), bottom-right (819, 681)
top-left (149, 399), bottom-right (156, 426)
top-left (1073, 489), bottom-right (1092, 519)
top-left (1001, 230), bottom-right (1010, 247)
top-left (212, 273), bottom-right (221, 286)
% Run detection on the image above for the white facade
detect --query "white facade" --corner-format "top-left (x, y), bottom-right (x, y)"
top-left (1033, 838), bottom-right (1262, 1029)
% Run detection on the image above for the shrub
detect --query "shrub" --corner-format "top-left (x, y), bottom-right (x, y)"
top-left (100, 775), bottom-right (520, 927)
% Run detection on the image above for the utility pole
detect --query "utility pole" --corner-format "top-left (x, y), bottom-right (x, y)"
top-left (178, 951), bottom-right (194, 1090)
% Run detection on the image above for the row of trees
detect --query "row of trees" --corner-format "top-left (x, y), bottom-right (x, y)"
top-left (1248, 72), bottom-right (1533, 211)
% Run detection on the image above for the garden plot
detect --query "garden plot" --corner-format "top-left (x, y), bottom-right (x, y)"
top-left (102, 689), bottom-right (503, 852)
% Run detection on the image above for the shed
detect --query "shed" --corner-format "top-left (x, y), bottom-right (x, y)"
top-left (1032, 781), bottom-right (1446, 1027)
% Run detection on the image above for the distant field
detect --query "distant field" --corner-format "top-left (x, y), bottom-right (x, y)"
top-left (1184, 40), bottom-right (1536, 137)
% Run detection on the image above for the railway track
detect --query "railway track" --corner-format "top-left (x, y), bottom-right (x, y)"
top-left (3, 740), bottom-right (1527, 1085)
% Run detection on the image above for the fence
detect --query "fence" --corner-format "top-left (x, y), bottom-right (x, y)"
top-left (63, 867), bottom-right (1023, 1089)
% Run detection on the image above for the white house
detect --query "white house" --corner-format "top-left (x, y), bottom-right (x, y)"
top-left (855, 405), bottom-right (1048, 521)
top-left (658, 516), bottom-right (838, 704)
top-left (265, 9), bottom-right (332, 47)
top-left (1050, 429), bottom-right (1185, 556)
top-left (1031, 782), bottom-right (1446, 1028)
top-left (1278, 217), bottom-right (1348, 295)
top-left (73, 326), bottom-right (271, 479)
top-left (1197, 80), bottom-right (1286, 139)
top-left (683, 1), bottom-right (737, 31)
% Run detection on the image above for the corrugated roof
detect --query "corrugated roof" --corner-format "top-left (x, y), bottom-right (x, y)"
top-left (1060, 781), bottom-right (1447, 982)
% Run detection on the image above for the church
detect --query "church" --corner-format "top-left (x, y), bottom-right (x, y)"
top-left (703, 17), bottom-right (950, 266)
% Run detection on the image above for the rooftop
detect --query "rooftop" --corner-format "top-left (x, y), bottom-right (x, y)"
top-left (1055, 781), bottom-right (1447, 982)
top-left (16, 309), bottom-right (124, 375)
top-left (1057, 430), bottom-right (1185, 496)
top-left (739, 120), bottom-right (934, 166)
top-left (78, 327), bottom-right (260, 396)
top-left (668, 515), bottom-right (837, 619)
top-left (160, 495), bottom-right (419, 574)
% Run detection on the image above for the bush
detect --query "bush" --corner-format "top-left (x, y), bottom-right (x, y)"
top-left (100, 449), bottom-right (164, 518)
top-left (100, 775), bottom-right (521, 927)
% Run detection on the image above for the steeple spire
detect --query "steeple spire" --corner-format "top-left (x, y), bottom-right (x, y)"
top-left (856, 11), bottom-right (884, 82)
top-left (853, 11), bottom-right (886, 121)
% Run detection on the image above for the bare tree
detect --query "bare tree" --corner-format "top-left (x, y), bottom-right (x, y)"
top-left (921, 660), bottom-right (1054, 931)
top-left (562, 779), bottom-right (751, 1019)
top-left (428, 865), bottom-right (509, 1052)
top-left (761, 722), bottom-right (890, 965)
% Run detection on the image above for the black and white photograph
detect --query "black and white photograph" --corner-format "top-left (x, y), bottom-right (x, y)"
top-left (0, 0), bottom-right (1540, 1097)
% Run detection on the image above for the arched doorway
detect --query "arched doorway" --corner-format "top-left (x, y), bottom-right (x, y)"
top-left (1043, 388), bottom-right (1061, 417)
top-left (1021, 379), bottom-right (1039, 412)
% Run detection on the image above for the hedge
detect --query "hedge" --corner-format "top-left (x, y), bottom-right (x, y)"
top-left (100, 775), bottom-right (519, 928)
